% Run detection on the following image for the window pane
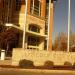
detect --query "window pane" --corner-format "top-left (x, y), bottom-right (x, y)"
top-left (30, 0), bottom-right (40, 16)
top-left (29, 25), bottom-right (40, 33)
top-left (28, 36), bottom-right (39, 46)
top-left (16, 0), bottom-right (21, 11)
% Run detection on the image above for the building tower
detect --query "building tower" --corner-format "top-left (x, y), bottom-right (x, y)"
top-left (46, 0), bottom-right (57, 50)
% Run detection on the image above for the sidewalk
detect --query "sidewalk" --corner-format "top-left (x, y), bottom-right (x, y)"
top-left (0, 67), bottom-right (75, 74)
top-left (0, 60), bottom-right (12, 66)
top-left (0, 57), bottom-right (12, 66)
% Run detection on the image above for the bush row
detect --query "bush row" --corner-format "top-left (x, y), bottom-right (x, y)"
top-left (19, 59), bottom-right (75, 68)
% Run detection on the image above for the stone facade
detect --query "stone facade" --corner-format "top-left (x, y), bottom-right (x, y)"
top-left (12, 48), bottom-right (75, 66)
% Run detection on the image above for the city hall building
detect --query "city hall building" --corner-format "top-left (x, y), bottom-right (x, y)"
top-left (0, 0), bottom-right (55, 52)
top-left (1, 0), bottom-right (75, 66)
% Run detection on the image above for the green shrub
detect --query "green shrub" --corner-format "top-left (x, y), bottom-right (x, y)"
top-left (44, 60), bottom-right (54, 67)
top-left (64, 62), bottom-right (72, 66)
top-left (19, 59), bottom-right (34, 68)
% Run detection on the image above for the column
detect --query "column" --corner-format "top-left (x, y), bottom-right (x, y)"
top-left (48, 3), bottom-right (54, 51)
top-left (39, 38), bottom-right (44, 50)
top-left (41, 0), bottom-right (46, 19)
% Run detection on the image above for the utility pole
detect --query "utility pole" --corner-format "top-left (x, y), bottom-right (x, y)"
top-left (67, 0), bottom-right (71, 52)
top-left (22, 0), bottom-right (28, 49)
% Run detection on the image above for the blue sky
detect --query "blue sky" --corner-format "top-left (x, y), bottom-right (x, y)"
top-left (53, 0), bottom-right (75, 42)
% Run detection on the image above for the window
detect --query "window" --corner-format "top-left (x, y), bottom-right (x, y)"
top-left (46, 0), bottom-right (49, 18)
top-left (44, 40), bottom-right (47, 50)
top-left (28, 36), bottom-right (39, 46)
top-left (16, 0), bottom-right (21, 11)
top-left (29, 24), bottom-right (40, 33)
top-left (30, 0), bottom-right (41, 16)
top-left (45, 25), bottom-right (48, 35)
top-left (45, 0), bottom-right (49, 35)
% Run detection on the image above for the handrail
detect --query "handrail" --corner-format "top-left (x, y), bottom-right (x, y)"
top-left (27, 45), bottom-right (39, 50)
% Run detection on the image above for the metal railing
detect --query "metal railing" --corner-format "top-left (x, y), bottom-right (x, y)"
top-left (27, 45), bottom-right (39, 50)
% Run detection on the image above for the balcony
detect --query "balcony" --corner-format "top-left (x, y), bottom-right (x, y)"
top-left (26, 30), bottom-right (47, 38)
top-left (26, 14), bottom-right (46, 38)
top-left (5, 23), bottom-right (22, 31)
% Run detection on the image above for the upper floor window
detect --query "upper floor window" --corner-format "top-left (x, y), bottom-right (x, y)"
top-left (16, 0), bottom-right (21, 11)
top-left (46, 0), bottom-right (49, 18)
top-left (30, 0), bottom-right (41, 16)
top-left (29, 24), bottom-right (40, 33)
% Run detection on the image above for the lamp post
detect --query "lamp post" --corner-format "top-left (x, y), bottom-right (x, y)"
top-left (67, 0), bottom-right (71, 52)
top-left (22, 0), bottom-right (28, 49)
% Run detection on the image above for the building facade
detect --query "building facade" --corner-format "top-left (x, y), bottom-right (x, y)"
top-left (0, 0), bottom-right (56, 53)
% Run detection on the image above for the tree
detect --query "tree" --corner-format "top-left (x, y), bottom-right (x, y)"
top-left (53, 32), bottom-right (67, 51)
top-left (69, 32), bottom-right (75, 52)
top-left (0, 28), bottom-right (19, 56)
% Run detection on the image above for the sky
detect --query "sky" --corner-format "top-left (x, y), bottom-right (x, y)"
top-left (53, 0), bottom-right (75, 42)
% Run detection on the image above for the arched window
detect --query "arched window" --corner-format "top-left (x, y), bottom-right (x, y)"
top-left (29, 24), bottom-right (40, 33)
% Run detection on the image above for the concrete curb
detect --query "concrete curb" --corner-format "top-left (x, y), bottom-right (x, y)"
top-left (0, 67), bottom-right (75, 73)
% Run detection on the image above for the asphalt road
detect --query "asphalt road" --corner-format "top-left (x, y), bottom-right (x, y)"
top-left (0, 68), bottom-right (75, 75)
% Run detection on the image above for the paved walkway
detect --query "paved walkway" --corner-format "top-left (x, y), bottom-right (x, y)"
top-left (0, 57), bottom-right (12, 65)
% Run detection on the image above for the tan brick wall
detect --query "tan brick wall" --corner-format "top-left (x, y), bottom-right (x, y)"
top-left (26, 14), bottom-right (45, 35)
top-left (41, 0), bottom-right (46, 19)
top-left (12, 48), bottom-right (75, 66)
top-left (27, 0), bottom-right (31, 14)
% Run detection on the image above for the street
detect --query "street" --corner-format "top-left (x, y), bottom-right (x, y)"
top-left (0, 68), bottom-right (75, 75)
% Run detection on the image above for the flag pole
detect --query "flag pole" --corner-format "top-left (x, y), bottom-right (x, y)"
top-left (47, 0), bottom-right (51, 51)
top-left (22, 0), bottom-right (28, 49)
top-left (67, 0), bottom-right (71, 52)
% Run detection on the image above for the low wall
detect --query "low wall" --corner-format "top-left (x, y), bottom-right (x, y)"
top-left (12, 48), bottom-right (75, 66)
